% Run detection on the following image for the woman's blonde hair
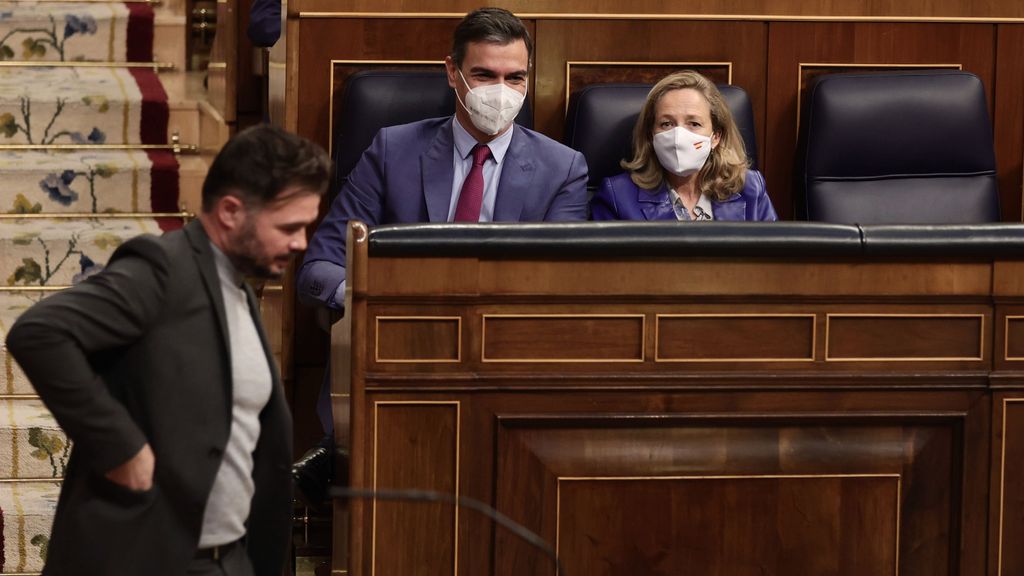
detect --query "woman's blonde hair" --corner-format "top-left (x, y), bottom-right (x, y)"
top-left (621, 70), bottom-right (748, 200)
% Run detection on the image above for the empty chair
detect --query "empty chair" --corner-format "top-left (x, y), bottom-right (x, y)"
top-left (332, 69), bottom-right (533, 192)
top-left (799, 70), bottom-right (999, 223)
top-left (564, 82), bottom-right (759, 193)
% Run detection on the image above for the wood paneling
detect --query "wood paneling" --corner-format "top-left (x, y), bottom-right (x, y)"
top-left (371, 403), bottom-right (458, 576)
top-left (290, 0), bottom-right (1024, 18)
top-left (995, 397), bottom-right (1024, 576)
top-left (482, 314), bottom-right (644, 362)
top-left (495, 417), bottom-right (958, 576)
top-left (656, 314), bottom-right (815, 361)
top-left (534, 19), bottom-right (766, 144)
top-left (767, 22), bottom-right (995, 219)
top-left (994, 25), bottom-right (1024, 222)
top-left (826, 314), bottom-right (985, 361)
top-left (375, 317), bottom-right (461, 362)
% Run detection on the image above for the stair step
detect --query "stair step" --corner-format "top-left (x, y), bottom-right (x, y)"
top-left (0, 292), bottom-right (44, 397)
top-left (0, 67), bottom-right (168, 146)
top-left (153, 13), bottom-right (185, 71)
top-left (0, 2), bottom-right (155, 63)
top-left (0, 217), bottom-right (172, 288)
top-left (0, 399), bottom-right (67, 481)
top-left (0, 149), bottom-right (179, 215)
top-left (0, 481), bottom-right (60, 574)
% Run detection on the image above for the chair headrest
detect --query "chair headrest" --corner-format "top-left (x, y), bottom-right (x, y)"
top-left (333, 70), bottom-right (533, 187)
top-left (804, 70), bottom-right (994, 178)
top-left (801, 70), bottom-right (999, 223)
top-left (564, 83), bottom-right (759, 190)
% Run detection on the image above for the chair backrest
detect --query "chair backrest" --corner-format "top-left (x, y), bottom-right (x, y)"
top-left (563, 83), bottom-right (759, 192)
top-left (800, 70), bottom-right (999, 223)
top-left (333, 70), bottom-right (533, 192)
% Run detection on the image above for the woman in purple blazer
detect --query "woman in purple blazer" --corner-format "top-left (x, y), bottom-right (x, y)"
top-left (591, 71), bottom-right (777, 222)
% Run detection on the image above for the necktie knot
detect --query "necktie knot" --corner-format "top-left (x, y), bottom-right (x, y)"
top-left (471, 144), bottom-right (491, 167)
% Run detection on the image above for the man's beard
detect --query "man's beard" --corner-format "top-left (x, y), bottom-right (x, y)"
top-left (227, 219), bottom-right (290, 280)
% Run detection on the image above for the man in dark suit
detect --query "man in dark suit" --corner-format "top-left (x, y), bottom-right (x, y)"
top-left (6, 125), bottom-right (330, 576)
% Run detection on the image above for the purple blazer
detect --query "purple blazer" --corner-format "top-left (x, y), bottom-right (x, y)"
top-left (298, 117), bottom-right (589, 309)
top-left (591, 170), bottom-right (777, 222)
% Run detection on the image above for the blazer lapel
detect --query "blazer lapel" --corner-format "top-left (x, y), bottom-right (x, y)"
top-left (422, 118), bottom-right (456, 223)
top-left (493, 127), bottom-right (535, 222)
top-left (711, 193), bottom-right (747, 221)
top-left (638, 185), bottom-right (675, 221)
top-left (184, 221), bottom-right (233, 422)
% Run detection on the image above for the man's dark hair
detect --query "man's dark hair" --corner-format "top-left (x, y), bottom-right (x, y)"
top-left (201, 124), bottom-right (331, 212)
top-left (450, 7), bottom-right (533, 68)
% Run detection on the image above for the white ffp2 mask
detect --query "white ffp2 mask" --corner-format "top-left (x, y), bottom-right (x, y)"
top-left (653, 126), bottom-right (713, 177)
top-left (455, 69), bottom-right (526, 136)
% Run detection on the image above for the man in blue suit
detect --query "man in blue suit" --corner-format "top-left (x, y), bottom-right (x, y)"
top-left (297, 7), bottom-right (589, 311)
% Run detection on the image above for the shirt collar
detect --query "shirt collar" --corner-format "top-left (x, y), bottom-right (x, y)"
top-left (452, 115), bottom-right (513, 165)
top-left (210, 240), bottom-right (245, 289)
top-left (669, 187), bottom-right (715, 221)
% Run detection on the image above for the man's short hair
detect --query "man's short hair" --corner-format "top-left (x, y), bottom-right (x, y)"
top-left (201, 124), bottom-right (331, 212)
top-left (450, 7), bottom-right (533, 68)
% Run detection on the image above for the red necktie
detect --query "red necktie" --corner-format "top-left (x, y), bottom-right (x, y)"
top-left (454, 144), bottom-right (491, 222)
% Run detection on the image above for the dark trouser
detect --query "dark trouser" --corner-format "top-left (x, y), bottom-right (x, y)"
top-left (187, 540), bottom-right (253, 576)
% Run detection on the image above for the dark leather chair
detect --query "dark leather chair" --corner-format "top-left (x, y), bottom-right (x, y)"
top-left (333, 70), bottom-right (533, 193)
top-left (799, 70), bottom-right (999, 223)
top-left (563, 83), bottom-right (759, 193)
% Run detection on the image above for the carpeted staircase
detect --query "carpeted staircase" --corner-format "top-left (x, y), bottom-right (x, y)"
top-left (0, 1), bottom-right (210, 573)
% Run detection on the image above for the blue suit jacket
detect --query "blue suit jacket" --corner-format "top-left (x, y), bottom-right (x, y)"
top-left (591, 170), bottom-right (777, 222)
top-left (298, 116), bottom-right (589, 308)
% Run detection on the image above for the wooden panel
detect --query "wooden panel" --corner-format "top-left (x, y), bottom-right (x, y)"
top-left (534, 20), bottom-right (767, 144)
top-left (558, 476), bottom-right (898, 576)
top-left (996, 398), bottom-right (1024, 576)
top-left (767, 22), bottom-right (994, 219)
top-left (375, 316), bottom-right (461, 362)
top-left (482, 314), bottom-right (644, 362)
top-left (1005, 317), bottom-right (1024, 361)
top-left (372, 402), bottom-right (459, 576)
top-left (495, 417), bottom-right (958, 576)
top-left (995, 24), bottom-right (1024, 222)
top-left (295, 18), bottom-right (462, 150)
top-left (291, 0), bottom-right (1024, 18)
top-left (656, 314), bottom-right (815, 362)
top-left (566, 61), bottom-right (731, 107)
top-left (827, 314), bottom-right (984, 361)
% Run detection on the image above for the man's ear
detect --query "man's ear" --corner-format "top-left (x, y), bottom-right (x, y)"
top-left (444, 56), bottom-right (458, 90)
top-left (213, 194), bottom-right (246, 231)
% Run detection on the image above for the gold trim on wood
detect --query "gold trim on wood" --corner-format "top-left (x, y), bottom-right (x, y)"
top-left (328, 59), bottom-right (444, 155)
top-left (997, 397), bottom-right (1024, 576)
top-left (298, 12), bottom-right (1024, 24)
top-left (796, 62), bottom-right (962, 140)
top-left (556, 473), bottom-right (902, 576)
top-left (0, 286), bottom-right (66, 291)
top-left (824, 313), bottom-right (985, 362)
top-left (373, 316), bottom-right (462, 364)
top-left (1004, 316), bottom-right (1024, 361)
top-left (480, 314), bottom-right (646, 363)
top-left (0, 478), bottom-right (63, 483)
top-left (653, 313), bottom-right (816, 362)
top-left (563, 61), bottom-right (733, 113)
top-left (371, 401), bottom-right (461, 576)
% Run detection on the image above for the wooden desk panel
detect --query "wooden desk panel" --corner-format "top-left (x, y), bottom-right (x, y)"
top-left (340, 239), bottom-right (1004, 576)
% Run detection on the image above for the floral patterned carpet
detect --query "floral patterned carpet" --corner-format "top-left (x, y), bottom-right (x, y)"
top-left (0, 2), bottom-right (180, 573)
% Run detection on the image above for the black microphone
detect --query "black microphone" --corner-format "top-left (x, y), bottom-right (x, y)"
top-left (330, 486), bottom-right (566, 576)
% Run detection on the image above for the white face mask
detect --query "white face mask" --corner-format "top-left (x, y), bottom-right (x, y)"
top-left (455, 68), bottom-right (526, 136)
top-left (653, 126), bottom-right (713, 177)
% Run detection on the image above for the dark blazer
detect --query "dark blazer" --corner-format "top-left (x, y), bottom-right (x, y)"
top-left (591, 170), bottom-right (778, 221)
top-left (297, 116), bottom-right (589, 308)
top-left (6, 220), bottom-right (293, 576)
